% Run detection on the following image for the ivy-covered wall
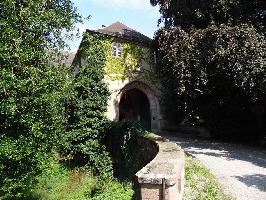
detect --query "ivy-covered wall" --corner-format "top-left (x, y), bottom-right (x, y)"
top-left (76, 32), bottom-right (163, 132)
top-left (78, 32), bottom-right (158, 83)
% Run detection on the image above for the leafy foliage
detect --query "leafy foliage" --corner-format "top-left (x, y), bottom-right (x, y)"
top-left (150, 0), bottom-right (265, 31)
top-left (79, 32), bottom-right (156, 82)
top-left (156, 24), bottom-right (266, 136)
top-left (106, 42), bottom-right (147, 80)
top-left (157, 25), bottom-right (266, 98)
top-left (0, 0), bottom-right (80, 198)
top-left (67, 33), bottom-right (113, 177)
top-left (153, 0), bottom-right (266, 139)
top-left (105, 121), bottom-right (148, 179)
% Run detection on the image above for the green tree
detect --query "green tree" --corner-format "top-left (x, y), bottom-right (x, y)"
top-left (152, 0), bottom-right (266, 140)
top-left (67, 33), bottom-right (113, 177)
top-left (151, 0), bottom-right (265, 31)
top-left (0, 0), bottom-right (80, 198)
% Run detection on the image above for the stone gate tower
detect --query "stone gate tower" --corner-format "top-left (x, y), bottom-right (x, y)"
top-left (74, 22), bottom-right (164, 133)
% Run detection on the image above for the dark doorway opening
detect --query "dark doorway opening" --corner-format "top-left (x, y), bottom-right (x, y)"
top-left (119, 89), bottom-right (151, 130)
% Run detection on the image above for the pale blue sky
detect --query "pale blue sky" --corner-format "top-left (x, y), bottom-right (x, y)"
top-left (68, 0), bottom-right (160, 51)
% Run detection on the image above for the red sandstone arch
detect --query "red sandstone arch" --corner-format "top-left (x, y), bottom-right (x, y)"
top-left (116, 81), bottom-right (161, 132)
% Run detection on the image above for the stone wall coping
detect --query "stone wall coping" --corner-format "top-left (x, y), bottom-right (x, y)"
top-left (136, 133), bottom-right (185, 186)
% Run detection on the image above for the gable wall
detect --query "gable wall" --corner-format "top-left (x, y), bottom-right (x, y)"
top-left (76, 32), bottom-right (166, 132)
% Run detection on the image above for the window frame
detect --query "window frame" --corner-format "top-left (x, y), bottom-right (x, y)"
top-left (112, 42), bottom-right (122, 57)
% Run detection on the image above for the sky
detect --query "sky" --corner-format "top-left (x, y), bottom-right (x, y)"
top-left (68, 0), bottom-right (161, 51)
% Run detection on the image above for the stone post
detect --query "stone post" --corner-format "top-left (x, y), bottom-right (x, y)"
top-left (136, 135), bottom-right (185, 200)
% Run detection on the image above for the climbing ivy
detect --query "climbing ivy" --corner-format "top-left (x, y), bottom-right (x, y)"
top-left (79, 32), bottom-right (158, 83)
top-left (69, 33), bottom-right (113, 177)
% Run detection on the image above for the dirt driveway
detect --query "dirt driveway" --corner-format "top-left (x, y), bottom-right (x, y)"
top-left (163, 133), bottom-right (266, 200)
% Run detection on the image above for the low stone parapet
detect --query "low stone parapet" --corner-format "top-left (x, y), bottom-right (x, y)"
top-left (136, 134), bottom-right (185, 200)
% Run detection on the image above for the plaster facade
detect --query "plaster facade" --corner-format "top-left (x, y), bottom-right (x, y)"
top-left (76, 22), bottom-right (164, 132)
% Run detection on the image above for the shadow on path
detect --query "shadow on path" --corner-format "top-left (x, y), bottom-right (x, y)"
top-left (233, 174), bottom-right (266, 192)
top-left (164, 134), bottom-right (266, 168)
top-left (162, 132), bottom-right (266, 199)
top-left (162, 133), bottom-right (266, 169)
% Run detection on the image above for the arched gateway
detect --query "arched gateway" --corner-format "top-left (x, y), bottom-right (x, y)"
top-left (116, 81), bottom-right (161, 133)
top-left (74, 22), bottom-right (164, 133)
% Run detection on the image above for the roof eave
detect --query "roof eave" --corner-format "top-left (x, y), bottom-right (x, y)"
top-left (85, 29), bottom-right (153, 48)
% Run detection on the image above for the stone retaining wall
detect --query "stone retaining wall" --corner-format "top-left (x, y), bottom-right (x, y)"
top-left (136, 134), bottom-right (185, 200)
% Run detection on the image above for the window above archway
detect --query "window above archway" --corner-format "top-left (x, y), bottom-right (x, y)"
top-left (112, 42), bottom-right (122, 57)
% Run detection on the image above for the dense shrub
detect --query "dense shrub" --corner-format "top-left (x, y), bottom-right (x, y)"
top-left (104, 121), bottom-right (147, 178)
top-left (0, 0), bottom-right (80, 198)
top-left (66, 33), bottom-right (113, 177)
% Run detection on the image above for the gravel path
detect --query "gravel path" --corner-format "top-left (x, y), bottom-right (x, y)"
top-left (163, 133), bottom-right (266, 200)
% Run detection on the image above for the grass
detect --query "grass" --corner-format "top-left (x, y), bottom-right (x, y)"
top-left (28, 161), bottom-right (95, 200)
top-left (90, 179), bottom-right (134, 200)
top-left (27, 161), bottom-right (133, 200)
top-left (27, 153), bottom-right (232, 200)
top-left (184, 154), bottom-right (233, 200)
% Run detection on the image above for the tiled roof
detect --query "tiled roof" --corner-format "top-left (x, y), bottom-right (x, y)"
top-left (87, 21), bottom-right (152, 46)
